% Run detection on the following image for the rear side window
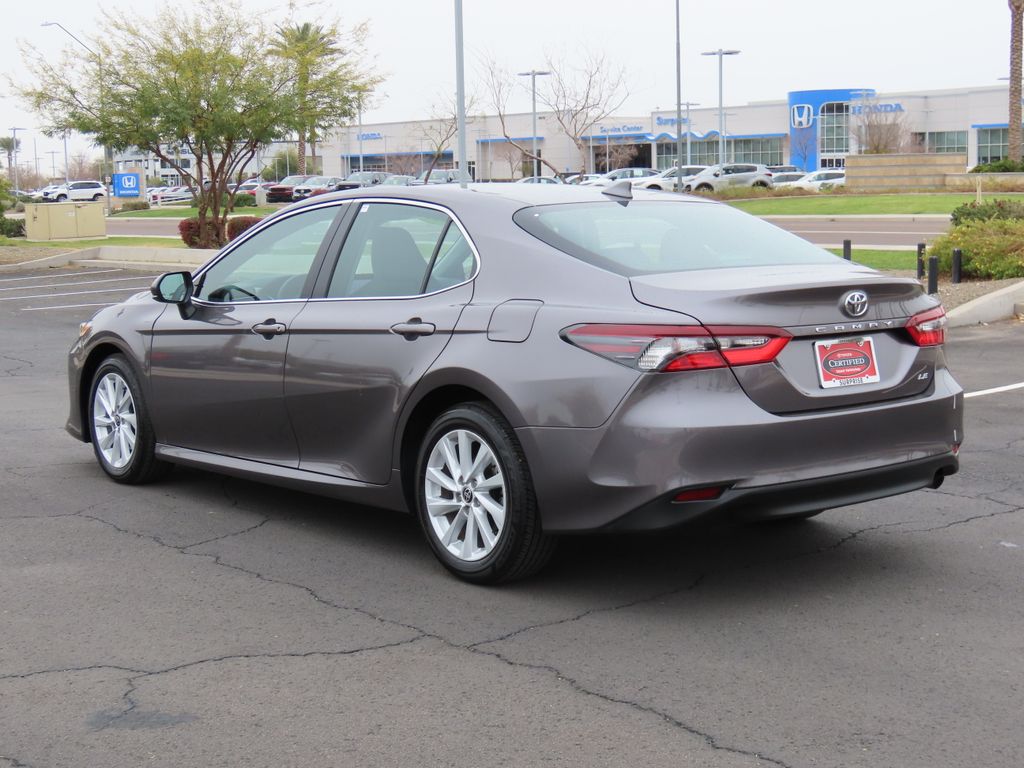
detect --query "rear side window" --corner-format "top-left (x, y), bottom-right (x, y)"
top-left (513, 201), bottom-right (839, 276)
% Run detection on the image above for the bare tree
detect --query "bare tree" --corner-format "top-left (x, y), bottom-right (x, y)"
top-left (419, 93), bottom-right (478, 178)
top-left (606, 140), bottom-right (638, 169)
top-left (851, 97), bottom-right (908, 154)
top-left (491, 142), bottom-right (526, 180)
top-left (789, 130), bottom-right (816, 170)
top-left (481, 59), bottom-right (561, 177)
top-left (387, 152), bottom-right (421, 176)
top-left (1010, 0), bottom-right (1024, 161)
top-left (538, 53), bottom-right (628, 175)
top-left (67, 153), bottom-right (102, 181)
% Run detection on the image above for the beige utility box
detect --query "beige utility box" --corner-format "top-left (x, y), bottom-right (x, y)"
top-left (253, 186), bottom-right (268, 206)
top-left (25, 202), bottom-right (106, 241)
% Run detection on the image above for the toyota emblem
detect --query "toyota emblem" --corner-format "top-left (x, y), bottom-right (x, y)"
top-left (841, 290), bottom-right (869, 318)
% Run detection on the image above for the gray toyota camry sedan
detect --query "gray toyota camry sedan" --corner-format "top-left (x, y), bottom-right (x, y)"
top-left (67, 183), bottom-right (962, 582)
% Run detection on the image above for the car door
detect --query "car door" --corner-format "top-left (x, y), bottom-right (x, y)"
top-left (147, 202), bottom-right (347, 466)
top-left (284, 200), bottom-right (477, 484)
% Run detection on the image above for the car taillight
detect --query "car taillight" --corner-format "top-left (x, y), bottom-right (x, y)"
top-left (906, 306), bottom-right (946, 346)
top-left (562, 324), bottom-right (791, 372)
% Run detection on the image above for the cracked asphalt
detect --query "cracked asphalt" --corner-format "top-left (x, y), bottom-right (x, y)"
top-left (1, 267), bottom-right (1022, 768)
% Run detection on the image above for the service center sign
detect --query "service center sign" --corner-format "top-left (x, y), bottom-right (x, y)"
top-left (814, 337), bottom-right (880, 389)
top-left (112, 172), bottom-right (141, 198)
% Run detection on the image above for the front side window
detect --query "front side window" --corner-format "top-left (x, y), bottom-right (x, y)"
top-left (327, 203), bottom-right (472, 298)
top-left (195, 204), bottom-right (340, 302)
top-left (514, 201), bottom-right (837, 276)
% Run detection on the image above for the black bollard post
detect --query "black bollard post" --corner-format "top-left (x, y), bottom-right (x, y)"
top-left (916, 243), bottom-right (926, 280)
top-left (842, 239), bottom-right (852, 261)
top-left (928, 255), bottom-right (939, 295)
top-left (952, 248), bottom-right (962, 284)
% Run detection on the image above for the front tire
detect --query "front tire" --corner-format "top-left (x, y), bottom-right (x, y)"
top-left (415, 403), bottom-right (555, 583)
top-left (56, 194), bottom-right (67, 202)
top-left (88, 355), bottom-right (166, 484)
top-left (695, 183), bottom-right (714, 193)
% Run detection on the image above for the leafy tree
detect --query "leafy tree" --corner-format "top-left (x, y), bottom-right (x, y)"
top-left (0, 137), bottom-right (20, 177)
top-left (261, 148), bottom-right (300, 181)
top-left (18, 5), bottom-right (376, 247)
top-left (269, 21), bottom-right (377, 175)
top-left (1010, 0), bottom-right (1024, 161)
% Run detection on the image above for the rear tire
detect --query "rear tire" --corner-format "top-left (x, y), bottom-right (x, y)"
top-left (91, 194), bottom-right (102, 201)
top-left (695, 183), bottom-right (713, 193)
top-left (56, 194), bottom-right (67, 202)
top-left (752, 181), bottom-right (769, 188)
top-left (88, 355), bottom-right (167, 484)
top-left (415, 403), bottom-right (555, 583)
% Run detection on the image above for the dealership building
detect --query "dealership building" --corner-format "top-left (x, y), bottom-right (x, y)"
top-left (322, 84), bottom-right (1010, 180)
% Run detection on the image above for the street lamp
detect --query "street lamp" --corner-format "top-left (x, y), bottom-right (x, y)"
top-left (674, 0), bottom-right (683, 191)
top-left (8, 128), bottom-right (25, 193)
top-left (682, 102), bottom-right (699, 166)
top-left (517, 69), bottom-right (551, 177)
top-left (42, 21), bottom-right (111, 213)
top-left (454, 0), bottom-right (469, 187)
top-left (701, 48), bottom-right (740, 166)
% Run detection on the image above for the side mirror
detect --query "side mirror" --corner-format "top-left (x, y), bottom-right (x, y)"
top-left (713, 171), bottom-right (721, 178)
top-left (151, 271), bottom-right (194, 305)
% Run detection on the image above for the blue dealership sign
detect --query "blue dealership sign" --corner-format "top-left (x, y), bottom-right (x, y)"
top-left (112, 172), bottom-right (141, 197)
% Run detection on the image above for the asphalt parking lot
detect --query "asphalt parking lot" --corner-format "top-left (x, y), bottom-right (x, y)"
top-left (1, 266), bottom-right (1022, 768)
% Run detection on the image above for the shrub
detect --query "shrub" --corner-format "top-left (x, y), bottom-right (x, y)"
top-left (177, 217), bottom-right (202, 247)
top-left (950, 199), bottom-right (1024, 227)
top-left (227, 215), bottom-right (263, 241)
top-left (970, 158), bottom-right (1024, 174)
top-left (120, 201), bottom-right (151, 212)
top-left (15, 202), bottom-right (25, 213)
top-left (0, 213), bottom-right (26, 238)
top-left (189, 192), bottom-right (256, 209)
top-left (698, 185), bottom-right (816, 201)
top-left (928, 219), bottom-right (1024, 280)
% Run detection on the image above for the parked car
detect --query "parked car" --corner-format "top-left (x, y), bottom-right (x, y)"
top-left (40, 181), bottom-right (107, 203)
top-left (413, 168), bottom-right (472, 185)
top-left (382, 175), bottom-right (415, 186)
top-left (769, 172), bottom-right (807, 185)
top-left (292, 176), bottom-right (345, 200)
top-left (33, 184), bottom-right (62, 202)
top-left (632, 166), bottom-right (707, 191)
top-left (683, 164), bottom-right (774, 193)
top-left (776, 169), bottom-right (847, 191)
top-left (67, 183), bottom-right (961, 583)
top-left (516, 176), bottom-right (563, 184)
top-left (580, 167), bottom-right (659, 186)
top-left (266, 175), bottom-right (315, 203)
top-left (768, 165), bottom-right (801, 174)
top-left (235, 181), bottom-right (265, 197)
top-left (336, 171), bottom-right (390, 190)
top-left (563, 173), bottom-right (603, 185)
top-left (148, 186), bottom-right (192, 203)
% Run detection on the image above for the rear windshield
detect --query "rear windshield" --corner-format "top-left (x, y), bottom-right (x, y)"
top-left (513, 201), bottom-right (839, 276)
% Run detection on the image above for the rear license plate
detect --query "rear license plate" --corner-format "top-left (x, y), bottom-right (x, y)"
top-left (814, 336), bottom-right (880, 389)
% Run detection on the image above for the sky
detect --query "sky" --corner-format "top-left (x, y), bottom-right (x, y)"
top-left (0, 0), bottom-right (1008, 177)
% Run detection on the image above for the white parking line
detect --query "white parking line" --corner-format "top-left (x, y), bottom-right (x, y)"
top-left (0, 286), bottom-right (148, 302)
top-left (0, 275), bottom-right (156, 293)
top-left (0, 268), bottom-right (127, 284)
top-left (21, 302), bottom-right (118, 311)
top-left (965, 382), bottom-right (1024, 399)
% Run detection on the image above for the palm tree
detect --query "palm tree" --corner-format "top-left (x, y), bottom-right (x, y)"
top-left (1010, 0), bottom-right (1024, 162)
top-left (0, 137), bottom-right (20, 178)
top-left (269, 23), bottom-right (341, 175)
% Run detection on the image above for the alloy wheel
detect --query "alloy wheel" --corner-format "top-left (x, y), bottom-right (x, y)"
top-left (92, 371), bottom-right (138, 469)
top-left (423, 429), bottom-right (506, 562)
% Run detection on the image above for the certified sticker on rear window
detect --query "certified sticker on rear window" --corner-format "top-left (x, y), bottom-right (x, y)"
top-left (814, 337), bottom-right (880, 389)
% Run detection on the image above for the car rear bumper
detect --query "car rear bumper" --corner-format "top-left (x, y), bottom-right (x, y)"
top-left (516, 367), bottom-right (963, 533)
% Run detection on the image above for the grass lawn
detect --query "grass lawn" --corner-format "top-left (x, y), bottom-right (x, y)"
top-left (112, 205), bottom-right (279, 218)
top-left (730, 193), bottom-right (1024, 216)
top-left (826, 248), bottom-right (916, 271)
top-left (1, 236), bottom-right (187, 249)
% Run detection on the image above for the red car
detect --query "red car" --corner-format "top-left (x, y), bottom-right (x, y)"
top-left (266, 175), bottom-right (315, 203)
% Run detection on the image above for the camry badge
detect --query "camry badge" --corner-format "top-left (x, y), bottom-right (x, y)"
top-left (841, 290), bottom-right (869, 318)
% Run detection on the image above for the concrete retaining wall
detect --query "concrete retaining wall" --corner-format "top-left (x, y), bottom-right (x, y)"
top-left (845, 153), bottom-right (968, 192)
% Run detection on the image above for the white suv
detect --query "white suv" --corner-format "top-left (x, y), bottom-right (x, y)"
top-left (683, 164), bottom-right (773, 193)
top-left (44, 181), bottom-right (107, 202)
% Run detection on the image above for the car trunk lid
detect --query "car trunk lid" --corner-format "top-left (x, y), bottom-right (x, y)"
top-left (630, 264), bottom-right (942, 414)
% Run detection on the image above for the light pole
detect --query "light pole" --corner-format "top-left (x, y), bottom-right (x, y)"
top-left (9, 128), bottom-right (25, 193)
top-left (47, 150), bottom-right (60, 180)
top-left (454, 0), bottom-right (469, 187)
top-left (701, 48), bottom-right (740, 166)
top-left (674, 0), bottom-right (683, 191)
top-left (518, 69), bottom-right (551, 178)
top-left (62, 130), bottom-right (70, 183)
top-left (42, 21), bottom-right (112, 213)
top-left (683, 102), bottom-right (699, 166)
top-left (357, 98), bottom-right (364, 174)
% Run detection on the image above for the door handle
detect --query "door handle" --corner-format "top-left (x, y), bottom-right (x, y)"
top-left (390, 318), bottom-right (436, 340)
top-left (251, 320), bottom-right (287, 339)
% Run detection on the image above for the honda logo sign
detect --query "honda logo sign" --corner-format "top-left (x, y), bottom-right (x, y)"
top-left (791, 104), bottom-right (814, 129)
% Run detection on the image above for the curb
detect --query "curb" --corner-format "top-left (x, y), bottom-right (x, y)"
top-left (947, 279), bottom-right (1024, 327)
